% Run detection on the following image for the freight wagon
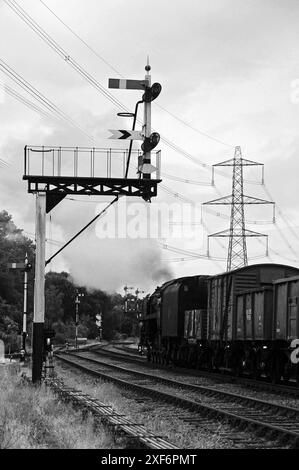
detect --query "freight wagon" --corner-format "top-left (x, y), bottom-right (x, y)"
top-left (140, 263), bottom-right (299, 382)
top-left (233, 274), bottom-right (299, 381)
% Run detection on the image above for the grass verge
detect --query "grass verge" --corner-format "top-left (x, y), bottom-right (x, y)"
top-left (0, 364), bottom-right (116, 449)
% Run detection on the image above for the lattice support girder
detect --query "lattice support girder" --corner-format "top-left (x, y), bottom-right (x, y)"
top-left (203, 194), bottom-right (274, 205)
top-left (23, 176), bottom-right (161, 200)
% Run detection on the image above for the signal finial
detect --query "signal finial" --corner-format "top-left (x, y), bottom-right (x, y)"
top-left (145, 55), bottom-right (151, 72)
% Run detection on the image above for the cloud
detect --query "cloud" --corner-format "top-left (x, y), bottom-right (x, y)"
top-left (62, 233), bottom-right (173, 293)
top-left (49, 192), bottom-right (174, 292)
top-left (1, 0), bottom-right (299, 286)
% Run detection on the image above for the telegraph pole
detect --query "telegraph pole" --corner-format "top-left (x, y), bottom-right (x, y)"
top-left (96, 311), bottom-right (102, 341)
top-left (22, 253), bottom-right (29, 351)
top-left (75, 290), bottom-right (84, 348)
top-left (123, 286), bottom-right (145, 337)
top-left (124, 285), bottom-right (134, 314)
top-left (32, 193), bottom-right (46, 383)
top-left (135, 288), bottom-right (145, 320)
top-left (135, 288), bottom-right (145, 339)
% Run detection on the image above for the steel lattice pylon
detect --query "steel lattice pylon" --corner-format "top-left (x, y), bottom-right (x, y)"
top-left (203, 146), bottom-right (275, 271)
top-left (227, 146), bottom-right (247, 270)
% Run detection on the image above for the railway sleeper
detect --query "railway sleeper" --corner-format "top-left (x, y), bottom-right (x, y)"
top-left (56, 354), bottom-right (299, 448)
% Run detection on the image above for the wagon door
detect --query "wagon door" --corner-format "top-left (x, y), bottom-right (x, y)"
top-left (287, 280), bottom-right (299, 340)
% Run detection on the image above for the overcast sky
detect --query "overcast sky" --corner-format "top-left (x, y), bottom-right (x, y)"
top-left (1, 0), bottom-right (299, 292)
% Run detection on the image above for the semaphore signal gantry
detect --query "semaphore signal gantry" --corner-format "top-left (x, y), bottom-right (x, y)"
top-left (23, 62), bottom-right (162, 383)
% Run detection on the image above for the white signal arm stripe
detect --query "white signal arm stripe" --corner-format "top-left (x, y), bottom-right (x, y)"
top-left (119, 79), bottom-right (127, 89)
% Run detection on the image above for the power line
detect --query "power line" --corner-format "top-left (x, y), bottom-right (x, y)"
top-left (268, 245), bottom-right (299, 264)
top-left (3, 0), bottom-right (130, 111)
top-left (0, 58), bottom-right (95, 142)
top-left (0, 158), bottom-right (10, 168)
top-left (7, 0), bottom-right (270, 190)
top-left (158, 241), bottom-right (266, 262)
top-left (5, 0), bottom-right (295, 269)
top-left (38, 0), bottom-right (287, 191)
top-left (162, 172), bottom-right (212, 186)
top-left (273, 218), bottom-right (299, 260)
top-left (160, 184), bottom-right (196, 204)
top-left (0, 80), bottom-right (56, 121)
top-left (4, 0), bottom-right (240, 181)
top-left (23, 230), bottom-right (62, 246)
top-left (159, 184), bottom-right (266, 267)
top-left (39, 0), bottom-right (125, 78)
top-left (5, 0), bottom-right (274, 193)
top-left (263, 183), bottom-right (299, 244)
top-left (202, 205), bottom-right (274, 225)
top-left (39, 0), bottom-right (234, 149)
top-left (155, 102), bottom-right (234, 148)
top-left (158, 241), bottom-right (223, 260)
top-left (160, 184), bottom-right (234, 262)
top-left (161, 257), bottom-right (204, 263)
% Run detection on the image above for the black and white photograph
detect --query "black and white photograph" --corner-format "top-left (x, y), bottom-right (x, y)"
top-left (0, 0), bottom-right (299, 457)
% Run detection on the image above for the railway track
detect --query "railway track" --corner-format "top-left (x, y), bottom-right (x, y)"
top-left (87, 344), bottom-right (299, 398)
top-left (45, 377), bottom-right (178, 450)
top-left (56, 350), bottom-right (299, 448)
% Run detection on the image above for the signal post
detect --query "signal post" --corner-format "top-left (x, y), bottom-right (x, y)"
top-left (32, 193), bottom-right (46, 383)
top-left (109, 61), bottom-right (161, 199)
top-left (8, 253), bottom-right (32, 353)
top-left (143, 62), bottom-right (152, 180)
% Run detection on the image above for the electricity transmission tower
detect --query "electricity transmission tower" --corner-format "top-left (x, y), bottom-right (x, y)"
top-left (203, 146), bottom-right (275, 271)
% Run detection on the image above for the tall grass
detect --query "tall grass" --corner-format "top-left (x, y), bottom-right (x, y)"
top-left (0, 365), bottom-right (116, 449)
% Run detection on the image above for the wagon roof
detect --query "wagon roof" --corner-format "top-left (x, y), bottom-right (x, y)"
top-left (209, 263), bottom-right (299, 279)
top-left (272, 274), bottom-right (299, 284)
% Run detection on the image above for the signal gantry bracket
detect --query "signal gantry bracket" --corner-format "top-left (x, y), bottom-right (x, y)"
top-left (23, 146), bottom-right (162, 212)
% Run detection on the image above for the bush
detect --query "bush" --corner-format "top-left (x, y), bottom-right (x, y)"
top-left (53, 332), bottom-right (66, 345)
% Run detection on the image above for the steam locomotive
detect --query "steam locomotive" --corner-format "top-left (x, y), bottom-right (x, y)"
top-left (139, 263), bottom-right (299, 382)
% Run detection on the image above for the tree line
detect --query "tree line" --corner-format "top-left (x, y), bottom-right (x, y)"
top-left (0, 210), bottom-right (136, 352)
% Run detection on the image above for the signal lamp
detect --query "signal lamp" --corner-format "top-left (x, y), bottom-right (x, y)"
top-left (142, 82), bottom-right (162, 103)
top-left (141, 132), bottom-right (160, 153)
